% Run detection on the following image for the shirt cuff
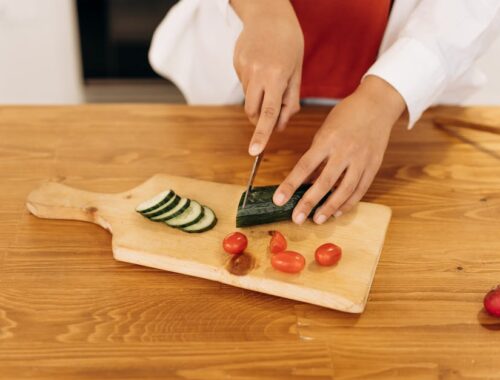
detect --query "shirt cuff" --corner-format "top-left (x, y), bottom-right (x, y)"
top-left (365, 37), bottom-right (448, 129)
top-left (216, 0), bottom-right (241, 28)
top-left (215, 0), bottom-right (229, 15)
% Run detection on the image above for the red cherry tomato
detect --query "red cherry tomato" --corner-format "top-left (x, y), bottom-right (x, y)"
top-left (269, 230), bottom-right (287, 254)
top-left (484, 285), bottom-right (500, 317)
top-left (315, 243), bottom-right (342, 267)
top-left (271, 251), bottom-right (306, 274)
top-left (223, 232), bottom-right (248, 255)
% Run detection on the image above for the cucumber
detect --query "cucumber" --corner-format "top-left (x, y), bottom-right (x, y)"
top-left (136, 188), bottom-right (217, 233)
top-left (135, 190), bottom-right (175, 214)
top-left (236, 184), bottom-right (331, 227)
top-left (149, 197), bottom-right (190, 222)
top-left (166, 200), bottom-right (204, 228)
top-left (143, 194), bottom-right (180, 217)
top-left (182, 206), bottom-right (217, 233)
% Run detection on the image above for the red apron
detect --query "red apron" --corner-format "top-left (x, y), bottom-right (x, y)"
top-left (291, 0), bottom-right (391, 99)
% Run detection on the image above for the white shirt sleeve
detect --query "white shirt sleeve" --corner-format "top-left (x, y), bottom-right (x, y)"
top-left (149, 0), bottom-right (244, 105)
top-left (365, 0), bottom-right (500, 128)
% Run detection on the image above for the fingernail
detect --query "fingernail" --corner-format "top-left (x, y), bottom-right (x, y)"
top-left (334, 210), bottom-right (343, 218)
top-left (295, 212), bottom-right (306, 224)
top-left (315, 214), bottom-right (327, 224)
top-left (249, 143), bottom-right (261, 156)
top-left (274, 192), bottom-right (285, 206)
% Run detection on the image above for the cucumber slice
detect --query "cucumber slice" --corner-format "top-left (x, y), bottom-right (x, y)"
top-left (182, 206), bottom-right (217, 233)
top-left (149, 198), bottom-right (190, 222)
top-left (166, 200), bottom-right (204, 228)
top-left (135, 190), bottom-right (174, 214)
top-left (143, 194), bottom-right (180, 217)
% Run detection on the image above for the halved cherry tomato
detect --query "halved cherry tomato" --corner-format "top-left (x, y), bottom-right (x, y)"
top-left (315, 243), bottom-right (342, 266)
top-left (271, 251), bottom-right (306, 274)
top-left (223, 232), bottom-right (248, 255)
top-left (269, 230), bottom-right (287, 254)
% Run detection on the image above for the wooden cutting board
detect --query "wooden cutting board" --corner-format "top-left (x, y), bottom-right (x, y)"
top-left (26, 174), bottom-right (391, 313)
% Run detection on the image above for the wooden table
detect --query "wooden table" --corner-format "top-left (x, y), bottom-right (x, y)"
top-left (0, 105), bottom-right (499, 380)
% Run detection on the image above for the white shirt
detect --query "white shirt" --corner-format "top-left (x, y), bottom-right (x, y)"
top-left (149, 0), bottom-right (500, 128)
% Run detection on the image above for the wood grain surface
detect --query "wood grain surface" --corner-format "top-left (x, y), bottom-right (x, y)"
top-left (26, 175), bottom-right (390, 313)
top-left (0, 104), bottom-right (499, 379)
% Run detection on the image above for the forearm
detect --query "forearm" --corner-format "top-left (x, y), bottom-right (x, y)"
top-left (230, 0), bottom-right (296, 23)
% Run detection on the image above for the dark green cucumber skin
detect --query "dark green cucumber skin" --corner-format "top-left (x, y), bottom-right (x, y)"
top-left (138, 191), bottom-right (175, 214)
top-left (143, 195), bottom-right (180, 217)
top-left (236, 184), bottom-right (331, 227)
top-left (172, 206), bottom-right (205, 228)
top-left (153, 199), bottom-right (191, 222)
top-left (182, 216), bottom-right (218, 233)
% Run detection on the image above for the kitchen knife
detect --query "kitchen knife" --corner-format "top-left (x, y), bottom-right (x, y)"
top-left (241, 153), bottom-right (263, 208)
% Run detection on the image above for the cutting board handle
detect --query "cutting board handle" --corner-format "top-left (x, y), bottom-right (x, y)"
top-left (26, 181), bottom-right (109, 224)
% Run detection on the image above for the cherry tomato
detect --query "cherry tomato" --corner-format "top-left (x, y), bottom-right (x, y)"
top-left (271, 251), bottom-right (306, 274)
top-left (269, 230), bottom-right (287, 254)
top-left (484, 285), bottom-right (500, 317)
top-left (315, 243), bottom-right (342, 267)
top-left (223, 232), bottom-right (248, 255)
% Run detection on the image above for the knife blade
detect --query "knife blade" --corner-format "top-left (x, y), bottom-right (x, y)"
top-left (241, 153), bottom-right (263, 208)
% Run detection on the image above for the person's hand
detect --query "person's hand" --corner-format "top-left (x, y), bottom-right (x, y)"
top-left (231, 0), bottom-right (304, 156)
top-left (273, 75), bottom-right (407, 224)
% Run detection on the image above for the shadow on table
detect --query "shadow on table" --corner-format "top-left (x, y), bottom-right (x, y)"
top-left (477, 309), bottom-right (500, 331)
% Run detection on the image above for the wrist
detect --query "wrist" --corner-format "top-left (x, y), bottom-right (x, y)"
top-left (358, 75), bottom-right (407, 123)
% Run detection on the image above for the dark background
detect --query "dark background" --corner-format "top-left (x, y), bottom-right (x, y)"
top-left (77, 0), bottom-right (178, 79)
